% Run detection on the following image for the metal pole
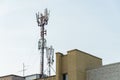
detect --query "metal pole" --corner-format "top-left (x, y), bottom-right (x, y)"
top-left (41, 25), bottom-right (44, 77)
top-left (48, 59), bottom-right (51, 76)
top-left (36, 8), bottom-right (50, 78)
top-left (23, 63), bottom-right (25, 77)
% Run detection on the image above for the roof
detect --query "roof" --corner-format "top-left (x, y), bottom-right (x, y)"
top-left (25, 74), bottom-right (40, 77)
top-left (87, 62), bottom-right (120, 72)
top-left (35, 75), bottom-right (56, 80)
top-left (67, 49), bottom-right (102, 60)
top-left (0, 74), bottom-right (23, 78)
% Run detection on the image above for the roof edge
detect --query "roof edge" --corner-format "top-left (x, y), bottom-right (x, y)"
top-left (0, 74), bottom-right (23, 78)
top-left (67, 49), bottom-right (102, 60)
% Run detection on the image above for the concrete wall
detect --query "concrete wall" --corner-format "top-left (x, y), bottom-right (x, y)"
top-left (0, 75), bottom-right (24, 80)
top-left (25, 74), bottom-right (40, 80)
top-left (12, 76), bottom-right (24, 80)
top-left (0, 76), bottom-right (12, 80)
top-left (39, 76), bottom-right (56, 80)
top-left (87, 62), bottom-right (120, 80)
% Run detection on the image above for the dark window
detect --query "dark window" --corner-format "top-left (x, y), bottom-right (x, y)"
top-left (63, 74), bottom-right (68, 80)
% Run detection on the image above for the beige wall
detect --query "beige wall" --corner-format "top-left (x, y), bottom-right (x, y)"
top-left (74, 50), bottom-right (102, 80)
top-left (56, 49), bottom-right (102, 80)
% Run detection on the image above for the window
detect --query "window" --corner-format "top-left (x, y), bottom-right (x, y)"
top-left (63, 74), bottom-right (68, 80)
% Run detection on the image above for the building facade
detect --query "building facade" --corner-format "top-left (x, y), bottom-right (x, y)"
top-left (56, 49), bottom-right (102, 80)
top-left (0, 75), bottom-right (24, 80)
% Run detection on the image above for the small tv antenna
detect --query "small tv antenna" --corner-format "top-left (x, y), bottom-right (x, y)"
top-left (18, 63), bottom-right (27, 77)
top-left (36, 8), bottom-right (54, 78)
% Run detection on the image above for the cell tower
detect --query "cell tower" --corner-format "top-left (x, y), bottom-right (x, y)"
top-left (36, 8), bottom-right (54, 78)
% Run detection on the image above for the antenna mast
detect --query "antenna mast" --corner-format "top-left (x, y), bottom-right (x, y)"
top-left (23, 63), bottom-right (25, 77)
top-left (36, 8), bottom-right (54, 78)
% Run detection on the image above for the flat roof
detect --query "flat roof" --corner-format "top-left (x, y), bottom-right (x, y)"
top-left (87, 62), bottom-right (120, 71)
top-left (67, 49), bottom-right (102, 60)
top-left (25, 74), bottom-right (40, 77)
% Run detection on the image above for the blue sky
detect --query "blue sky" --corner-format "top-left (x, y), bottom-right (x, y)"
top-left (0, 0), bottom-right (120, 76)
